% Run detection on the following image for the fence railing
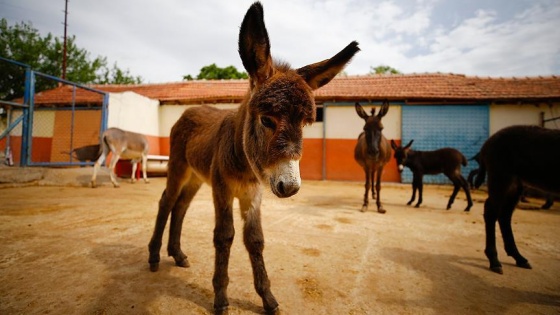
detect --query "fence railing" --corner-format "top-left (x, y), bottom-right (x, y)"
top-left (0, 57), bottom-right (109, 167)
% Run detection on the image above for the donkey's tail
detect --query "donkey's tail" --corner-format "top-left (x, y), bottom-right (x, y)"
top-left (474, 160), bottom-right (486, 189)
top-left (461, 154), bottom-right (467, 167)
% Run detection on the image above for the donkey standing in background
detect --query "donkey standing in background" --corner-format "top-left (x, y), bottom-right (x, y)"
top-left (91, 127), bottom-right (149, 188)
top-left (391, 140), bottom-right (473, 211)
top-left (354, 101), bottom-right (391, 213)
top-left (147, 2), bottom-right (359, 313)
top-left (474, 125), bottom-right (560, 274)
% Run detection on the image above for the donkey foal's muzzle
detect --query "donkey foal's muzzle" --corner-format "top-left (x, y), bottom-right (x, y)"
top-left (270, 160), bottom-right (301, 198)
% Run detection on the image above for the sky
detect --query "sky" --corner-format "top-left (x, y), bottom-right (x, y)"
top-left (2, 0), bottom-right (560, 83)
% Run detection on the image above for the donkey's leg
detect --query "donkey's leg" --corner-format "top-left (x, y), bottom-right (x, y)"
top-left (108, 154), bottom-right (121, 188)
top-left (361, 167), bottom-right (370, 212)
top-left (415, 175), bottom-right (424, 208)
top-left (375, 167), bottom-right (386, 214)
top-left (141, 153), bottom-right (149, 183)
top-left (148, 164), bottom-right (191, 272)
top-left (446, 176), bottom-right (461, 210)
top-left (483, 175), bottom-right (511, 274)
top-left (407, 174), bottom-right (418, 205)
top-left (167, 176), bottom-right (202, 268)
top-left (460, 175), bottom-right (473, 211)
top-left (498, 185), bottom-right (531, 270)
top-left (131, 161), bottom-right (138, 183)
top-left (542, 195), bottom-right (553, 210)
top-left (370, 168), bottom-right (376, 200)
top-left (212, 181), bottom-right (235, 312)
top-left (91, 151), bottom-right (107, 188)
top-left (240, 185), bottom-right (279, 312)
top-left (483, 197), bottom-right (503, 273)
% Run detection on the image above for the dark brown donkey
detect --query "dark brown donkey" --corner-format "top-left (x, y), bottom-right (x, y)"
top-left (354, 101), bottom-right (391, 213)
top-left (474, 125), bottom-right (560, 274)
top-left (391, 140), bottom-right (473, 211)
top-left (147, 2), bottom-right (359, 313)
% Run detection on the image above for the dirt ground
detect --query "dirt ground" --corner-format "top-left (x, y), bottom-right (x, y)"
top-left (0, 167), bottom-right (559, 315)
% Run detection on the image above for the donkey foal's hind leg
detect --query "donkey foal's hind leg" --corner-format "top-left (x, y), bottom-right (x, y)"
top-left (167, 179), bottom-right (202, 268)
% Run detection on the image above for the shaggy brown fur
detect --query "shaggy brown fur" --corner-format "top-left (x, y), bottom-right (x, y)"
top-left (147, 2), bottom-right (359, 313)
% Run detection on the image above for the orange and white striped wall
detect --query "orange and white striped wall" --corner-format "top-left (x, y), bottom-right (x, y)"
top-left (157, 102), bottom-right (403, 182)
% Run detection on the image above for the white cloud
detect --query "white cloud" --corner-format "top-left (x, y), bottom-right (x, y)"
top-left (2, 0), bottom-right (558, 81)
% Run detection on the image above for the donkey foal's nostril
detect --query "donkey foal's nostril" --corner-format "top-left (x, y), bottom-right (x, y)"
top-left (278, 181), bottom-right (285, 195)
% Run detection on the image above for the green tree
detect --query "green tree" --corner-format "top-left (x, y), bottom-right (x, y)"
top-left (0, 18), bottom-right (142, 100)
top-left (183, 63), bottom-right (248, 80)
top-left (370, 65), bottom-right (401, 75)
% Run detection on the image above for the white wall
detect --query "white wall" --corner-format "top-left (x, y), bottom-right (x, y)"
top-left (324, 104), bottom-right (402, 140)
top-left (108, 92), bottom-right (159, 136)
top-left (159, 103), bottom-right (239, 137)
top-left (6, 110), bottom-right (55, 137)
top-left (489, 102), bottom-right (560, 134)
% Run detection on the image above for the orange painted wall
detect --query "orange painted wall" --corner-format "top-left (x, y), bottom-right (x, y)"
top-left (301, 139), bottom-right (323, 180)
top-left (51, 110), bottom-right (101, 162)
top-left (154, 137), bottom-right (400, 182)
top-left (325, 138), bottom-right (400, 182)
top-left (0, 136), bottom-right (52, 164)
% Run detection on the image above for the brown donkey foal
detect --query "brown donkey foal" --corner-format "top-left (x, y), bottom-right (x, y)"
top-left (354, 101), bottom-right (391, 213)
top-left (148, 2), bottom-right (359, 313)
top-left (474, 125), bottom-right (560, 274)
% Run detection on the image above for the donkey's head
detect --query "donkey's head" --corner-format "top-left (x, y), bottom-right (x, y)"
top-left (355, 101), bottom-right (389, 157)
top-left (390, 139), bottom-right (414, 172)
top-left (238, 2), bottom-right (359, 198)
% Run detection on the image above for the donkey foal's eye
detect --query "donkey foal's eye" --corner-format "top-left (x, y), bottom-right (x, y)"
top-left (261, 116), bottom-right (276, 129)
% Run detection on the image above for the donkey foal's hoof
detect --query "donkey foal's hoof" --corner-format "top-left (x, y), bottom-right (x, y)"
top-left (377, 208), bottom-right (386, 214)
top-left (175, 258), bottom-right (190, 268)
top-left (360, 206), bottom-right (368, 212)
top-left (213, 305), bottom-right (229, 315)
top-left (149, 263), bottom-right (159, 272)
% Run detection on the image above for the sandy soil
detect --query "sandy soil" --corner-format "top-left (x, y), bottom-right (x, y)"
top-left (0, 167), bottom-right (559, 314)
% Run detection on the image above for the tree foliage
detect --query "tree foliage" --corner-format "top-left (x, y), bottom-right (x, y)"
top-left (183, 63), bottom-right (248, 80)
top-left (370, 65), bottom-right (401, 75)
top-left (0, 18), bottom-right (142, 100)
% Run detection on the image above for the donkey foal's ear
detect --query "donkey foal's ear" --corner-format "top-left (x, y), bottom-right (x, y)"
top-left (297, 41), bottom-right (360, 90)
top-left (238, 1), bottom-right (274, 85)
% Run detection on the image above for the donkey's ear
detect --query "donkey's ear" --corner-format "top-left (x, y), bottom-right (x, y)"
top-left (390, 139), bottom-right (398, 150)
top-left (405, 139), bottom-right (414, 149)
top-left (377, 101), bottom-right (390, 118)
top-left (238, 2), bottom-right (274, 86)
top-left (355, 102), bottom-right (369, 120)
top-left (297, 41), bottom-right (360, 90)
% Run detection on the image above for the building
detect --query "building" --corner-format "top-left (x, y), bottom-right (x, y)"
top-left (3, 73), bottom-right (560, 183)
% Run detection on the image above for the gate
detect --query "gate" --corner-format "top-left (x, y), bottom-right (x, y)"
top-left (0, 57), bottom-right (108, 167)
top-left (401, 105), bottom-right (489, 184)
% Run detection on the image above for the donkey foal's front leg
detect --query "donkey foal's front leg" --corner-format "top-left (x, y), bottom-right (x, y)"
top-left (244, 214), bottom-right (278, 312)
top-left (212, 203), bottom-right (235, 313)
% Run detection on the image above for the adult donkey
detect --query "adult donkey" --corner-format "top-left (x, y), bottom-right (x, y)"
top-left (147, 2), bottom-right (359, 313)
top-left (474, 125), bottom-right (560, 274)
top-left (354, 101), bottom-right (391, 213)
top-left (91, 127), bottom-right (149, 188)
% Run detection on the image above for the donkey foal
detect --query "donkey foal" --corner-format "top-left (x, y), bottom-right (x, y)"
top-left (147, 2), bottom-right (359, 313)
top-left (391, 140), bottom-right (473, 211)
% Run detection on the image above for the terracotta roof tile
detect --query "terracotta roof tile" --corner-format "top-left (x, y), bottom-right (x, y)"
top-left (30, 73), bottom-right (560, 106)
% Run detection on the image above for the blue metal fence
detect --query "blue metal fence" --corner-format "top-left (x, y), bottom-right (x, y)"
top-left (401, 105), bottom-right (489, 184)
top-left (0, 57), bottom-right (108, 167)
